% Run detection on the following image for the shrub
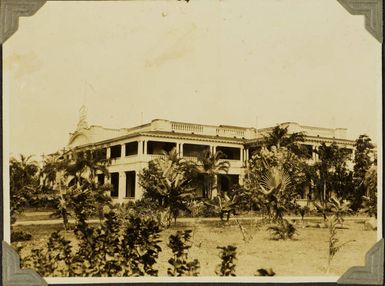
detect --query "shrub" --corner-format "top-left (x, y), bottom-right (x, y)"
top-left (167, 230), bottom-right (200, 276)
top-left (22, 208), bottom-right (162, 277)
top-left (268, 219), bottom-right (297, 240)
top-left (255, 268), bottom-right (276, 276)
top-left (11, 230), bottom-right (32, 242)
top-left (215, 245), bottom-right (237, 276)
top-left (22, 231), bottom-right (74, 277)
top-left (327, 215), bottom-right (354, 273)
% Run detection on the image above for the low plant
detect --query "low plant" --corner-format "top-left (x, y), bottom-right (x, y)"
top-left (22, 208), bottom-right (162, 277)
top-left (11, 230), bottom-right (32, 242)
top-left (23, 231), bottom-right (74, 277)
top-left (255, 268), bottom-right (276, 276)
top-left (360, 194), bottom-right (377, 218)
top-left (295, 205), bottom-right (310, 222)
top-left (215, 245), bottom-right (237, 276)
top-left (167, 230), bottom-right (200, 276)
top-left (267, 219), bottom-right (297, 240)
top-left (327, 215), bottom-right (354, 273)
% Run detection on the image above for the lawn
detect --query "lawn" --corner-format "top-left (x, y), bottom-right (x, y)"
top-left (12, 217), bottom-right (376, 277)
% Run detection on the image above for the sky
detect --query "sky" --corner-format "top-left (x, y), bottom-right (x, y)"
top-left (4, 0), bottom-right (382, 158)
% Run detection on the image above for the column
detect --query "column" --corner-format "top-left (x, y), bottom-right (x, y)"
top-left (106, 147), bottom-right (111, 159)
top-left (179, 143), bottom-right (183, 157)
top-left (119, 171), bottom-right (126, 202)
top-left (240, 146), bottom-right (244, 162)
top-left (135, 171), bottom-right (143, 200)
top-left (121, 143), bottom-right (126, 158)
top-left (138, 141), bottom-right (143, 158)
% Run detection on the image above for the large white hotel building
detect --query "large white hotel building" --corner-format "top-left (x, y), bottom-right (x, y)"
top-left (66, 114), bottom-right (355, 203)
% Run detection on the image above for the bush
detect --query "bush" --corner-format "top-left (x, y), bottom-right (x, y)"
top-left (167, 230), bottom-right (200, 276)
top-left (267, 219), bottom-right (297, 240)
top-left (11, 230), bottom-right (32, 242)
top-left (22, 208), bottom-right (163, 277)
top-left (215, 245), bottom-right (237, 276)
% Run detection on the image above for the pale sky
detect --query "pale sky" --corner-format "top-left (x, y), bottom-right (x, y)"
top-left (4, 0), bottom-right (382, 158)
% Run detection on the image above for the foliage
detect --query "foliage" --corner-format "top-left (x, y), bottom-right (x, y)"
top-left (360, 165), bottom-right (377, 217)
top-left (202, 191), bottom-right (240, 221)
top-left (23, 208), bottom-right (163, 277)
top-left (215, 245), bottom-right (237, 276)
top-left (327, 215), bottom-right (354, 273)
top-left (139, 148), bottom-right (197, 225)
top-left (244, 146), bottom-right (305, 221)
top-left (255, 268), bottom-right (276, 276)
top-left (262, 126), bottom-right (306, 157)
top-left (294, 205), bottom-right (310, 222)
top-left (9, 155), bottom-right (39, 224)
top-left (351, 135), bottom-right (375, 210)
top-left (328, 197), bottom-right (352, 225)
top-left (11, 231), bottom-right (32, 242)
top-left (40, 150), bottom-right (113, 230)
top-left (267, 219), bottom-right (297, 240)
top-left (313, 143), bottom-right (353, 203)
top-left (195, 150), bottom-right (230, 199)
top-left (167, 230), bottom-right (200, 276)
top-left (23, 231), bottom-right (74, 277)
top-left (314, 196), bottom-right (352, 225)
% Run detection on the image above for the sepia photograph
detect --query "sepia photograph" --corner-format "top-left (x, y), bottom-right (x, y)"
top-left (1, 0), bottom-right (383, 284)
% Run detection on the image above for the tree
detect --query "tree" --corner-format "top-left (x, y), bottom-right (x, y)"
top-left (263, 126), bottom-right (307, 157)
top-left (40, 154), bottom-right (72, 231)
top-left (9, 155), bottom-right (39, 224)
top-left (244, 146), bottom-right (302, 221)
top-left (313, 143), bottom-right (352, 204)
top-left (196, 150), bottom-right (230, 199)
top-left (361, 164), bottom-right (377, 217)
top-left (352, 135), bottom-right (375, 210)
top-left (39, 149), bottom-right (112, 230)
top-left (139, 148), bottom-right (197, 225)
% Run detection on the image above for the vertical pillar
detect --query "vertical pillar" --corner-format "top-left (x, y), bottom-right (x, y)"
top-left (179, 143), bottom-right (183, 157)
top-left (240, 146), bottom-right (244, 162)
top-left (119, 172), bottom-right (126, 202)
top-left (121, 143), bottom-right (126, 158)
top-left (106, 147), bottom-right (111, 159)
top-left (138, 141), bottom-right (143, 159)
top-left (312, 145), bottom-right (317, 161)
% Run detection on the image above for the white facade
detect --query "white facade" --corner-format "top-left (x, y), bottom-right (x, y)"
top-left (67, 119), bottom-right (355, 203)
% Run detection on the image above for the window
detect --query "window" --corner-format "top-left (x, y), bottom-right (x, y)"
top-left (110, 145), bottom-right (122, 159)
top-left (147, 141), bottom-right (176, 155)
top-left (125, 171), bottom-right (136, 198)
top-left (125, 142), bottom-right (138, 156)
top-left (216, 146), bottom-right (241, 160)
top-left (97, 174), bottom-right (105, 185)
top-left (110, 172), bottom-right (119, 197)
top-left (183, 144), bottom-right (210, 157)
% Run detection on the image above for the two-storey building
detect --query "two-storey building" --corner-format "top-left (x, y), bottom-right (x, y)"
top-left (65, 111), bottom-right (355, 203)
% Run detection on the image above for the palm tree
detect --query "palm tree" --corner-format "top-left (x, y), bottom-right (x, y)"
top-left (196, 150), bottom-right (230, 199)
top-left (264, 126), bottom-right (306, 157)
top-left (9, 155), bottom-right (39, 224)
top-left (40, 154), bottom-right (72, 231)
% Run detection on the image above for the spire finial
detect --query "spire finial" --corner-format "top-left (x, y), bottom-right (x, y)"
top-left (77, 105), bottom-right (88, 130)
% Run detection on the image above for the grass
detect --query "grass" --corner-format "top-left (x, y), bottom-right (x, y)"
top-left (12, 218), bottom-right (376, 277)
